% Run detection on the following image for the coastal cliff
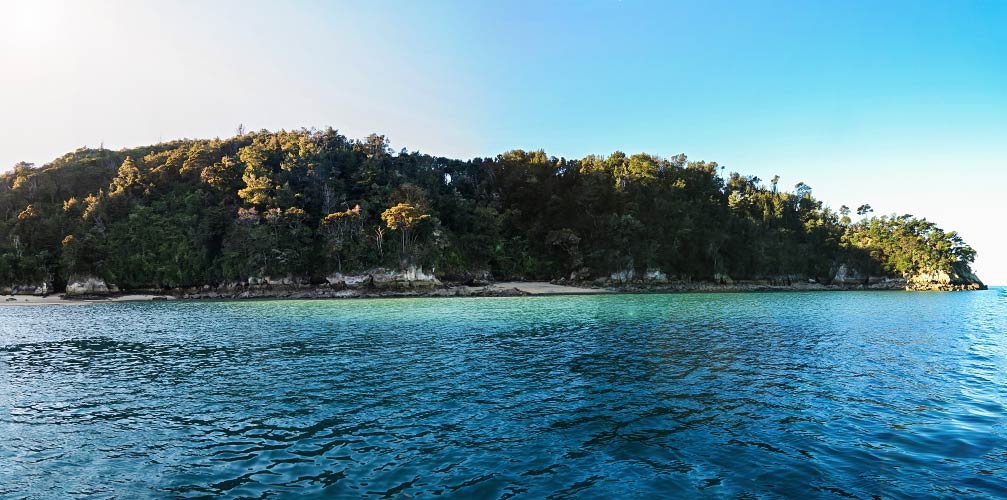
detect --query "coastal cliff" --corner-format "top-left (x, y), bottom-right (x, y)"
top-left (0, 129), bottom-right (985, 294)
top-left (904, 263), bottom-right (986, 291)
top-left (830, 263), bottom-right (985, 291)
top-left (19, 259), bottom-right (983, 303)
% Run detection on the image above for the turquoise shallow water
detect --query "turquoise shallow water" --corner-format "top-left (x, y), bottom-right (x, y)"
top-left (1, 289), bottom-right (1006, 499)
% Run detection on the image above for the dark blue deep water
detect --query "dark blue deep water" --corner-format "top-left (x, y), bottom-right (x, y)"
top-left (1, 289), bottom-right (1006, 499)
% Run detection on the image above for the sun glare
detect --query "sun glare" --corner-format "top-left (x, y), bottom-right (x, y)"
top-left (3, 2), bottom-right (61, 44)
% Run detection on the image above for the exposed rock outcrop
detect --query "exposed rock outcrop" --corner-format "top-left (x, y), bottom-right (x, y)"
top-left (833, 263), bottom-right (984, 291)
top-left (905, 263), bottom-right (986, 291)
top-left (65, 276), bottom-right (119, 296)
top-left (8, 282), bottom-right (54, 296)
top-left (29, 261), bottom-right (983, 303)
top-left (644, 269), bottom-right (669, 283)
top-left (610, 268), bottom-right (634, 283)
top-left (832, 264), bottom-right (866, 287)
top-left (325, 266), bottom-right (440, 290)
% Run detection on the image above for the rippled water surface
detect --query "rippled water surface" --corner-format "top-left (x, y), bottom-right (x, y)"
top-left (2, 290), bottom-right (1006, 499)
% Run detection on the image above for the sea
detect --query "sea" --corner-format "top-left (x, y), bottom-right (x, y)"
top-left (1, 289), bottom-right (1005, 498)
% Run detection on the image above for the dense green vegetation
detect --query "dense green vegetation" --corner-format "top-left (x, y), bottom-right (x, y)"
top-left (0, 129), bottom-right (980, 289)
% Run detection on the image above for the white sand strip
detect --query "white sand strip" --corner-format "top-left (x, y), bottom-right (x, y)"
top-left (488, 282), bottom-right (610, 295)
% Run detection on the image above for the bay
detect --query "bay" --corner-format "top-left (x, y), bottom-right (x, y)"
top-left (2, 289), bottom-right (1006, 498)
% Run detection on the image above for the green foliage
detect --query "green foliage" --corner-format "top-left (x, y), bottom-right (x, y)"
top-left (381, 203), bottom-right (429, 232)
top-left (0, 128), bottom-right (981, 289)
top-left (846, 215), bottom-right (976, 276)
top-left (381, 203), bottom-right (430, 267)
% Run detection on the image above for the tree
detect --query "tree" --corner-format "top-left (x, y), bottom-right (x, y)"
top-left (237, 140), bottom-right (278, 207)
top-left (839, 205), bottom-right (852, 225)
top-left (201, 156), bottom-right (243, 195)
top-left (238, 162), bottom-right (274, 207)
top-left (321, 204), bottom-right (361, 272)
top-left (381, 203), bottom-right (429, 268)
top-left (110, 157), bottom-right (141, 194)
top-left (0, 128), bottom-right (982, 290)
top-left (545, 228), bottom-right (583, 273)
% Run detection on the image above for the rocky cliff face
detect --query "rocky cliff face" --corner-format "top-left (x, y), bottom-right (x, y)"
top-left (832, 264), bottom-right (906, 290)
top-left (2, 282), bottom-right (54, 296)
top-left (326, 266), bottom-right (441, 289)
top-left (65, 276), bottom-right (120, 296)
top-left (833, 262), bottom-right (985, 291)
top-left (904, 263), bottom-right (986, 291)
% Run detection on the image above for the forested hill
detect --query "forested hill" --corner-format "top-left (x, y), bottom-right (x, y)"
top-left (0, 128), bottom-right (983, 291)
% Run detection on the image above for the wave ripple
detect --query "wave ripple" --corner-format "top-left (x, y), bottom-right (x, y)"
top-left (2, 291), bottom-right (1006, 498)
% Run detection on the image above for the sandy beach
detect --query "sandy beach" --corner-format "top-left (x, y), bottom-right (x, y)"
top-left (488, 282), bottom-right (611, 295)
top-left (0, 294), bottom-right (175, 306)
top-left (0, 282), bottom-right (613, 306)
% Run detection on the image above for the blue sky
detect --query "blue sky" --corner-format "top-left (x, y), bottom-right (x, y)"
top-left (1, 0), bottom-right (1004, 282)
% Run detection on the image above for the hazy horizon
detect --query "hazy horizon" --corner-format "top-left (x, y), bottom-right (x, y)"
top-left (2, 0), bottom-right (1004, 283)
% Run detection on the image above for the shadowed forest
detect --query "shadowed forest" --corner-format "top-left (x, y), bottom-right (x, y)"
top-left (0, 129), bottom-right (978, 290)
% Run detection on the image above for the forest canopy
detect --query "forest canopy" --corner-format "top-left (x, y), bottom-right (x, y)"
top-left (0, 128), bottom-right (980, 290)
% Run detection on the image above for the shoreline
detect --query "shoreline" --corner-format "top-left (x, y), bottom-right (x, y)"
top-left (2, 279), bottom-right (977, 306)
top-left (0, 294), bottom-right (177, 306)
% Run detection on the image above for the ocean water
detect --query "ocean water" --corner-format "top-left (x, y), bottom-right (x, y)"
top-left (1, 289), bottom-right (1005, 499)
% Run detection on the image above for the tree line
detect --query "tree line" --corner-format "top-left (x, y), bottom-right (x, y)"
top-left (0, 128), bottom-right (979, 289)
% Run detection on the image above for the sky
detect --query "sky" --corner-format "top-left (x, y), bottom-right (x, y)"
top-left (1, 0), bottom-right (1004, 283)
